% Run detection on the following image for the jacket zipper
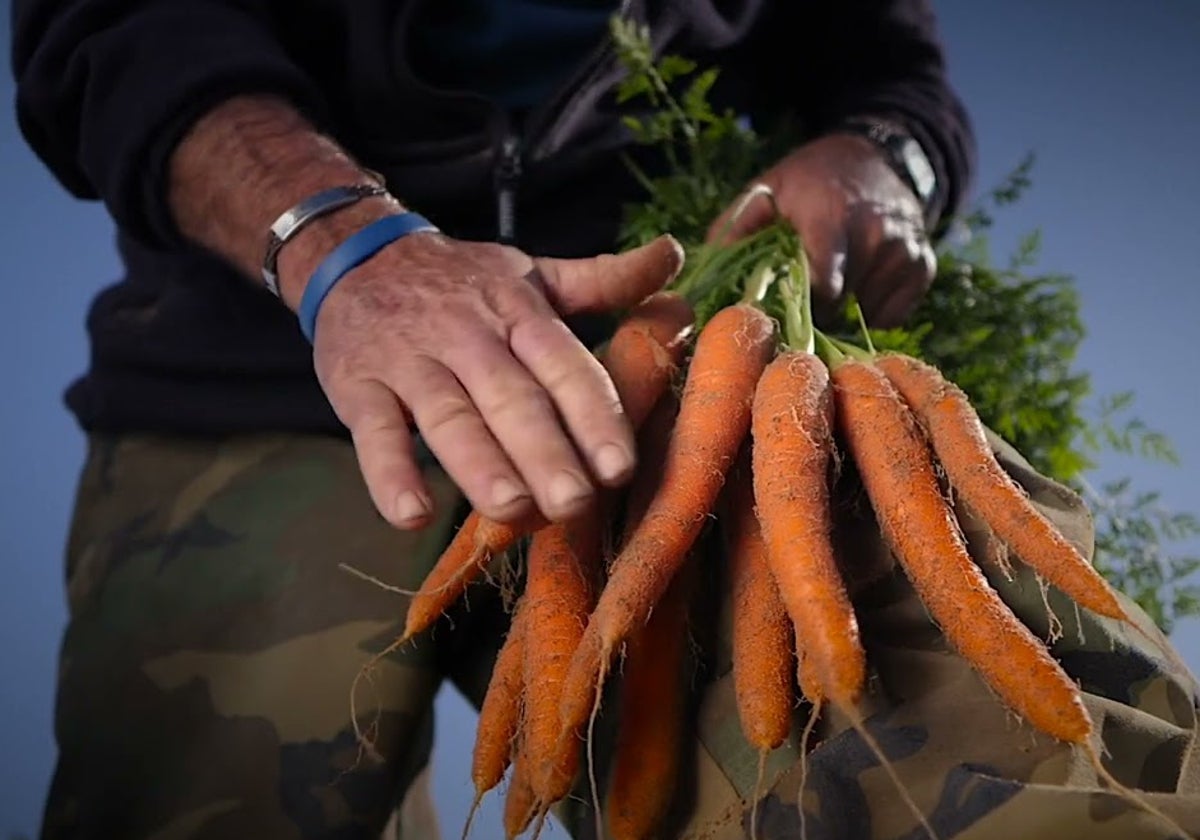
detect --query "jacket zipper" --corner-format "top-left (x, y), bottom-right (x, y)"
top-left (494, 132), bottom-right (522, 245)
top-left (489, 0), bottom-right (643, 245)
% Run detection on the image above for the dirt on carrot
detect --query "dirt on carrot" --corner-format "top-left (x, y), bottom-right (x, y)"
top-left (560, 303), bottom-right (777, 741)
top-left (753, 350), bottom-right (866, 710)
top-left (875, 352), bottom-right (1127, 623)
top-left (605, 557), bottom-right (696, 840)
top-left (722, 448), bottom-right (794, 752)
top-left (522, 511), bottom-right (602, 809)
top-left (402, 510), bottom-right (544, 644)
top-left (466, 604), bottom-right (527, 836)
top-left (602, 291), bottom-right (695, 430)
top-left (504, 742), bottom-right (539, 840)
top-left (830, 357), bottom-right (1093, 744)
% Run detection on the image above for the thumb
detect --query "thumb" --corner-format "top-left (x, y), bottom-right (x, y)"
top-left (706, 182), bottom-right (777, 245)
top-left (533, 234), bottom-right (684, 315)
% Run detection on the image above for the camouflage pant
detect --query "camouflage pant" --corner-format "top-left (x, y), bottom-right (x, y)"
top-left (40, 431), bottom-right (1200, 839)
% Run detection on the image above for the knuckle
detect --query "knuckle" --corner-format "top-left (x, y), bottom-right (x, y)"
top-left (481, 385), bottom-right (555, 424)
top-left (352, 410), bottom-right (408, 439)
top-left (415, 394), bottom-right (478, 434)
top-left (545, 358), bottom-right (609, 405)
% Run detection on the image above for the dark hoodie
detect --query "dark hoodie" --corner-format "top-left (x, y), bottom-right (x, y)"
top-left (11, 0), bottom-right (975, 437)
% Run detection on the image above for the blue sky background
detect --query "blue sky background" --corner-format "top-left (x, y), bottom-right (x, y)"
top-left (2, 1), bottom-right (1199, 835)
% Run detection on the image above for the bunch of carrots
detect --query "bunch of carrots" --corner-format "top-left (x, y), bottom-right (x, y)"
top-left (353, 210), bottom-right (1185, 840)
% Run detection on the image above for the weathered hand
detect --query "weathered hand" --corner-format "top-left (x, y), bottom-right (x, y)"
top-left (309, 231), bottom-right (683, 530)
top-left (709, 133), bottom-right (936, 327)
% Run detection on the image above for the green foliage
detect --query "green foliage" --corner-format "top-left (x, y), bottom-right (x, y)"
top-left (608, 18), bottom-right (1200, 632)
top-left (610, 17), bottom-right (767, 249)
top-left (1086, 477), bottom-right (1200, 633)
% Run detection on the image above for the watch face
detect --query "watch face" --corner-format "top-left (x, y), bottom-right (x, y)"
top-left (900, 137), bottom-right (937, 202)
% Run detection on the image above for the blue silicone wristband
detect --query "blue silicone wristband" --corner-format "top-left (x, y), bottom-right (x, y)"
top-left (298, 212), bottom-right (438, 343)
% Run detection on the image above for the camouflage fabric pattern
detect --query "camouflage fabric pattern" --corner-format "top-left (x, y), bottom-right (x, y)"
top-left (40, 433), bottom-right (483, 840)
top-left (41, 431), bottom-right (1200, 839)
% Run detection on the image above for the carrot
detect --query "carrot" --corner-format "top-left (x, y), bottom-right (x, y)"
top-left (401, 511), bottom-right (543, 644)
top-left (522, 512), bottom-right (601, 809)
top-left (583, 389), bottom-right (681, 840)
top-left (561, 303), bottom-right (777, 738)
top-left (875, 353), bottom-right (1127, 622)
top-left (830, 357), bottom-right (1092, 743)
top-left (752, 350), bottom-right (866, 709)
top-left (722, 449), bottom-right (794, 752)
top-left (504, 742), bottom-right (538, 840)
top-left (469, 603), bottom-right (528, 822)
top-left (723, 449), bottom-right (796, 840)
top-left (605, 557), bottom-right (695, 840)
top-left (349, 516), bottom-right (533, 764)
top-left (797, 650), bottom-right (825, 707)
top-left (613, 389), bottom-right (681, 562)
top-left (603, 291), bottom-right (695, 429)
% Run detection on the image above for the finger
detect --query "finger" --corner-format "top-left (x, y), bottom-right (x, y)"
top-left (533, 234), bottom-right (684, 315)
top-left (858, 236), bottom-right (937, 328)
top-left (329, 379), bottom-right (434, 530)
top-left (843, 200), bottom-right (934, 327)
top-left (508, 313), bottom-right (637, 487)
top-left (394, 358), bottom-right (538, 524)
top-left (439, 328), bottom-right (598, 522)
top-left (706, 182), bottom-right (777, 245)
top-left (792, 217), bottom-right (848, 326)
top-left (441, 331), bottom-right (600, 520)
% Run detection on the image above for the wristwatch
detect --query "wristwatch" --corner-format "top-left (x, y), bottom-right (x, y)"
top-left (839, 118), bottom-right (938, 216)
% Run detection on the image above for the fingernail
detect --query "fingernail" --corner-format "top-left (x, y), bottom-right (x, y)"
top-left (394, 491), bottom-right (432, 525)
top-left (491, 477), bottom-right (529, 509)
top-left (548, 471), bottom-right (591, 512)
top-left (594, 443), bottom-right (634, 483)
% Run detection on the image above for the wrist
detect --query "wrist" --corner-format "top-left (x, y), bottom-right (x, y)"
top-left (274, 192), bottom-right (405, 311)
top-left (296, 211), bottom-right (440, 343)
top-left (167, 94), bottom-right (394, 295)
top-left (833, 117), bottom-right (938, 221)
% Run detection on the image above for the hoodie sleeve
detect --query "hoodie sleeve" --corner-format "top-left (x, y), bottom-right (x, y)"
top-left (763, 0), bottom-right (977, 229)
top-left (11, 0), bottom-right (330, 250)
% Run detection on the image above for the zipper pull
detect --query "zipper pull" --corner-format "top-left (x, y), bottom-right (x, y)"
top-left (495, 133), bottom-right (522, 245)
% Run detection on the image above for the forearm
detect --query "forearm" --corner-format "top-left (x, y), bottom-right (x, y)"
top-left (167, 95), bottom-right (404, 310)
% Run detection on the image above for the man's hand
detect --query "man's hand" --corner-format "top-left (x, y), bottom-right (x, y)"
top-left (168, 94), bottom-right (682, 532)
top-left (301, 231), bottom-right (683, 531)
top-left (708, 133), bottom-right (936, 328)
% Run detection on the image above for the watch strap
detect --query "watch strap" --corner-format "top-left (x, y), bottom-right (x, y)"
top-left (838, 118), bottom-right (938, 216)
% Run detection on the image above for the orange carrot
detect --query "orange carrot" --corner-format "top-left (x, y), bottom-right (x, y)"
top-left (522, 512), bottom-right (602, 808)
top-left (831, 358), bottom-right (1092, 743)
top-left (561, 303), bottom-right (777, 738)
top-left (605, 557), bottom-right (694, 840)
top-left (722, 449), bottom-right (794, 752)
top-left (614, 390), bottom-right (680, 559)
top-left (752, 350), bottom-right (866, 708)
top-left (471, 605), bottom-right (527, 810)
top-left (504, 741), bottom-right (538, 839)
top-left (797, 650), bottom-right (824, 707)
top-left (875, 353), bottom-right (1127, 622)
top-left (603, 291), bottom-right (695, 429)
top-left (402, 511), bottom-right (543, 643)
